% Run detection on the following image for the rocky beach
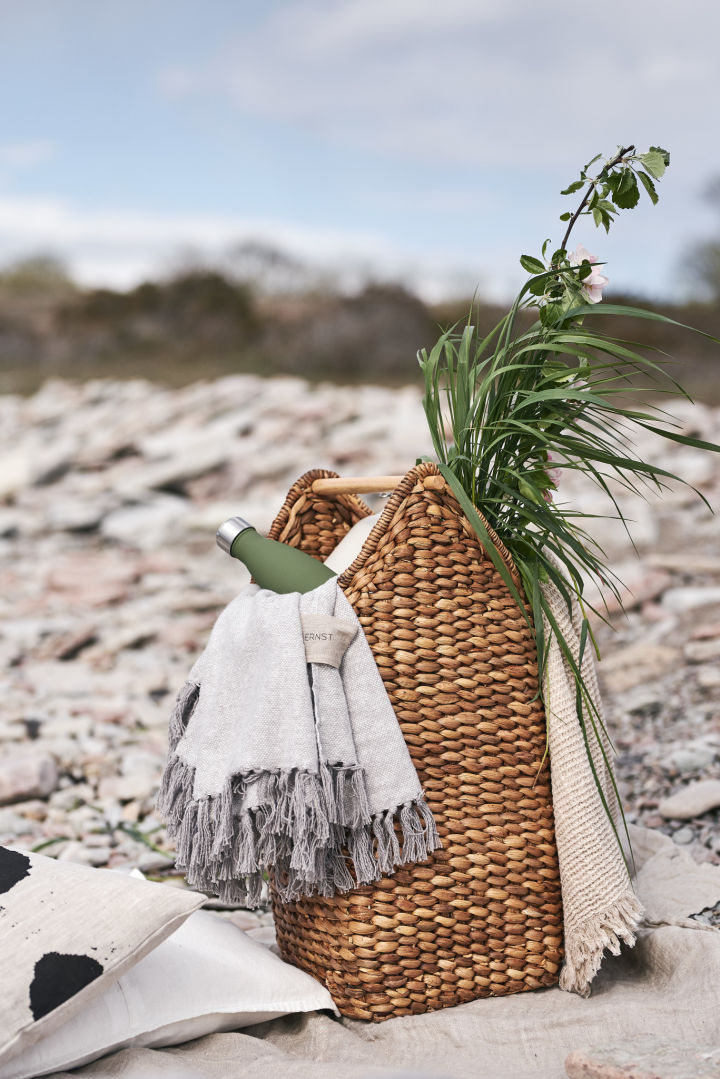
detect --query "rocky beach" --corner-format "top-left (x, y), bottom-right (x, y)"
top-left (1, 375), bottom-right (719, 935)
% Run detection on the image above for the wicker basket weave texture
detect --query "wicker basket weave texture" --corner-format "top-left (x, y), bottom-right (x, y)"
top-left (268, 462), bottom-right (564, 1021)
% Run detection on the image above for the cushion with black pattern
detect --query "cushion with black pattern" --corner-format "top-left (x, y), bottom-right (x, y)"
top-left (0, 845), bottom-right (203, 1068)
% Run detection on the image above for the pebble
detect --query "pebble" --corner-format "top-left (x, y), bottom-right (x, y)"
top-left (58, 841), bottom-right (113, 867)
top-left (659, 780), bottom-right (720, 820)
top-left (97, 774), bottom-right (156, 803)
top-left (566, 1040), bottom-right (720, 1079)
top-left (662, 587), bottom-right (720, 613)
top-left (684, 638), bottom-right (720, 663)
top-left (138, 851), bottom-right (176, 873)
top-left (696, 666), bottom-right (720, 689)
top-left (0, 752), bottom-right (59, 806)
top-left (672, 826), bottom-right (695, 844)
top-left (0, 449), bottom-right (32, 501)
top-left (100, 496), bottom-right (190, 548)
top-left (599, 642), bottom-right (681, 695)
top-left (666, 743), bottom-right (717, 773)
top-left (224, 910), bottom-right (266, 931)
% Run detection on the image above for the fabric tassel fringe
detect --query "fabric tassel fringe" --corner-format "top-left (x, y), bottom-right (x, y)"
top-left (157, 682), bottom-right (441, 907)
top-left (558, 892), bottom-right (645, 997)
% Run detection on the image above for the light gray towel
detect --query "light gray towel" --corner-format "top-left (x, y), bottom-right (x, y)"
top-left (157, 576), bottom-right (441, 907)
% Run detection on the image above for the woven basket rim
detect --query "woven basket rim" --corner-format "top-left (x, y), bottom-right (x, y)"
top-left (337, 462), bottom-right (520, 591)
top-left (270, 462), bottom-right (521, 592)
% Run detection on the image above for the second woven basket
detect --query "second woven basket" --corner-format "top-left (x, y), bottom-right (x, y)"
top-left (267, 461), bottom-right (563, 1020)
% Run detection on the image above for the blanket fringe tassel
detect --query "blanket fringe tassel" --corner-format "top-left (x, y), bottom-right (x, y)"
top-left (156, 682), bottom-right (441, 908)
top-left (559, 891), bottom-right (645, 997)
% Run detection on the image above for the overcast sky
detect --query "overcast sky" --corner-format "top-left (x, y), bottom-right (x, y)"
top-left (1, 0), bottom-right (719, 301)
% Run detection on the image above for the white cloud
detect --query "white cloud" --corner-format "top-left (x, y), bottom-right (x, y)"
top-left (0, 192), bottom-right (484, 299)
top-left (158, 0), bottom-right (720, 171)
top-left (0, 140), bottom-right (55, 169)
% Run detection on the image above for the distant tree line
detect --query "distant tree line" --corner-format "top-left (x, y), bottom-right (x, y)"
top-left (0, 233), bottom-right (718, 399)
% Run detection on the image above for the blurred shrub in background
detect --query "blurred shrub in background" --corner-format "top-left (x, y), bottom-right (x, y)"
top-left (0, 241), bottom-right (718, 400)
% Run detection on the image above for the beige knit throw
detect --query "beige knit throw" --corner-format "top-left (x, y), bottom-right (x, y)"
top-left (540, 567), bottom-right (644, 997)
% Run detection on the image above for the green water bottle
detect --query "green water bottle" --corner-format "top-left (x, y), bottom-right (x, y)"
top-left (216, 516), bottom-right (336, 594)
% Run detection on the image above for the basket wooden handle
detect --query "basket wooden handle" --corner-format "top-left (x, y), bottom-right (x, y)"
top-left (311, 475), bottom-right (405, 495)
top-left (311, 473), bottom-right (447, 495)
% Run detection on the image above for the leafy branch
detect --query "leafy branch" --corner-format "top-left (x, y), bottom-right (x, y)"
top-left (418, 143), bottom-right (719, 874)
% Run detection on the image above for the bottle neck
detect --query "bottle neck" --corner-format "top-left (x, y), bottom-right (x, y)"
top-left (230, 526), bottom-right (259, 560)
top-left (216, 516), bottom-right (255, 556)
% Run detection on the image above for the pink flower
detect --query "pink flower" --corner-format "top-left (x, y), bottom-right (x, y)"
top-left (568, 243), bottom-right (608, 304)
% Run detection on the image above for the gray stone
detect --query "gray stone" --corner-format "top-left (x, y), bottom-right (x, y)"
top-left (128, 443), bottom-right (229, 494)
top-left (666, 743), bottom-right (716, 773)
top-left (0, 450), bottom-right (32, 501)
top-left (137, 851), bottom-right (176, 873)
top-left (0, 752), bottom-right (59, 805)
top-left (45, 499), bottom-right (105, 533)
top-left (599, 642), bottom-right (681, 694)
top-left (697, 666), bottom-right (720, 689)
top-left (685, 638), bottom-right (720, 664)
top-left (58, 841), bottom-right (113, 867)
top-left (662, 586), bottom-right (720, 613)
top-left (566, 1039), bottom-right (720, 1078)
top-left (659, 780), bottom-right (720, 820)
top-left (0, 808), bottom-right (37, 839)
top-left (100, 496), bottom-right (189, 548)
top-left (672, 826), bottom-right (695, 844)
top-left (97, 773), bottom-right (155, 802)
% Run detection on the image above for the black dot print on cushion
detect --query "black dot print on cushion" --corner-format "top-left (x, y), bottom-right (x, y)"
top-left (29, 952), bottom-right (104, 1019)
top-left (0, 847), bottom-right (31, 893)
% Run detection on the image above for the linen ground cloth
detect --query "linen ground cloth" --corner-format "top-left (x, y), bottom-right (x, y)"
top-left (45, 827), bottom-right (720, 1079)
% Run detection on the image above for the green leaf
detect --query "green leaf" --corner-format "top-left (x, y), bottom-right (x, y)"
top-left (610, 169), bottom-right (640, 209)
top-left (559, 211), bottom-right (572, 221)
top-left (560, 179), bottom-right (585, 196)
top-left (591, 206), bottom-right (612, 233)
top-left (518, 478), bottom-right (543, 504)
top-left (520, 254), bottom-right (546, 274)
top-left (539, 302), bottom-right (562, 327)
top-left (583, 152), bottom-right (602, 172)
top-left (637, 170), bottom-right (659, 205)
top-left (649, 145), bottom-right (670, 167)
top-left (640, 150), bottom-right (667, 180)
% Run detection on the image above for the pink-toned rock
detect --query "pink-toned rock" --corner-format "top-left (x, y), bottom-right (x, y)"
top-left (586, 564), bottom-right (672, 617)
top-left (599, 642), bottom-right (681, 694)
top-left (0, 752), bottom-right (59, 805)
top-left (566, 1041), bottom-right (720, 1079)
top-left (97, 773), bottom-right (156, 803)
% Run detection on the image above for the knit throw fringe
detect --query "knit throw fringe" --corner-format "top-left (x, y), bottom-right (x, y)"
top-left (558, 892), bottom-right (644, 997)
top-left (157, 680), bottom-right (441, 907)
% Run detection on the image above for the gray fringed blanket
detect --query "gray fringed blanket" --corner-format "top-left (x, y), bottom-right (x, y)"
top-left (157, 576), bottom-right (441, 907)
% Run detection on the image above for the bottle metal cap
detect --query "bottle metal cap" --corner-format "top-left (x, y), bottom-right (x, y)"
top-left (216, 516), bottom-right (254, 555)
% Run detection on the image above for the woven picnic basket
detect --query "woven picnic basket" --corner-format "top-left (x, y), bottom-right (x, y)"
top-left (267, 461), bottom-right (564, 1021)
